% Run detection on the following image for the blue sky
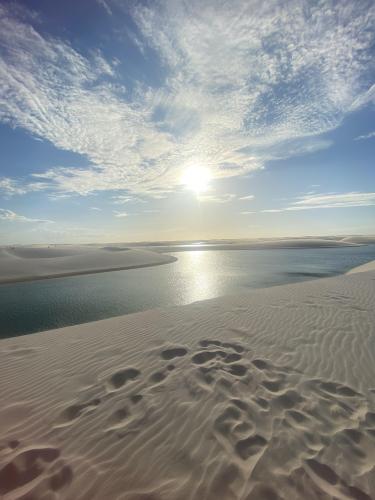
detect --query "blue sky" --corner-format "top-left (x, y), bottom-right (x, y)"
top-left (0, 0), bottom-right (374, 243)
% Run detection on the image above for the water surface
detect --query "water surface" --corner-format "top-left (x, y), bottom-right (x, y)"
top-left (1, 245), bottom-right (375, 338)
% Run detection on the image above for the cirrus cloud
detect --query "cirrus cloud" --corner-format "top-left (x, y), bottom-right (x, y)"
top-left (0, 208), bottom-right (53, 223)
top-left (262, 192), bottom-right (375, 212)
top-left (0, 1), bottom-right (374, 198)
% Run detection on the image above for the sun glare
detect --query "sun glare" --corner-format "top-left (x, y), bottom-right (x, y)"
top-left (182, 165), bottom-right (211, 194)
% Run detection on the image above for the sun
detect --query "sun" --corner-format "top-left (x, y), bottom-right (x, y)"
top-left (182, 165), bottom-right (211, 194)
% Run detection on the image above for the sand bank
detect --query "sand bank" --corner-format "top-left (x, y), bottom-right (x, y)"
top-left (0, 245), bottom-right (177, 284)
top-left (347, 259), bottom-right (375, 274)
top-left (145, 237), bottom-right (362, 253)
top-left (0, 269), bottom-right (374, 499)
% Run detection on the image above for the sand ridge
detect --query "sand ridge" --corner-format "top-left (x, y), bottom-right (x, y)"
top-left (0, 245), bottom-right (177, 284)
top-left (347, 259), bottom-right (375, 274)
top-left (0, 269), bottom-right (375, 498)
top-left (144, 237), bottom-right (362, 253)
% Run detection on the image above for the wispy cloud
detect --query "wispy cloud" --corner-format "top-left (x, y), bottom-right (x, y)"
top-left (112, 194), bottom-right (147, 205)
top-left (0, 177), bottom-right (46, 197)
top-left (97, 0), bottom-right (113, 16)
top-left (113, 210), bottom-right (129, 217)
top-left (0, 178), bottom-right (27, 196)
top-left (262, 192), bottom-right (375, 212)
top-left (0, 1), bottom-right (374, 198)
top-left (199, 192), bottom-right (255, 203)
top-left (354, 131), bottom-right (375, 141)
top-left (0, 208), bottom-right (53, 223)
top-left (113, 208), bottom-right (159, 217)
top-left (198, 193), bottom-right (237, 203)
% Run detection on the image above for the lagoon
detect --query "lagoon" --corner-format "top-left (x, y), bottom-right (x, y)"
top-left (1, 245), bottom-right (375, 338)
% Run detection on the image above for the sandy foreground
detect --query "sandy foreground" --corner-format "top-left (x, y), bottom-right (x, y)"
top-left (0, 266), bottom-right (375, 499)
top-left (0, 246), bottom-right (176, 284)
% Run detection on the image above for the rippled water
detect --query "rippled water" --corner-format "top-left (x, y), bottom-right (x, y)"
top-left (1, 245), bottom-right (375, 338)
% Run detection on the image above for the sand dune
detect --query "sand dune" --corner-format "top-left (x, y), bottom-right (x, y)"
top-left (341, 236), bottom-right (375, 245)
top-left (145, 237), bottom-right (362, 253)
top-left (0, 266), bottom-right (374, 499)
top-left (347, 259), bottom-right (375, 274)
top-left (0, 245), bottom-right (177, 284)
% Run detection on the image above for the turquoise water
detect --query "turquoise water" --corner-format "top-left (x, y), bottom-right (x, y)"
top-left (1, 245), bottom-right (375, 338)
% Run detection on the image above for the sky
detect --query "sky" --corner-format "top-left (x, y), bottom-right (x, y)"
top-left (0, 0), bottom-right (374, 244)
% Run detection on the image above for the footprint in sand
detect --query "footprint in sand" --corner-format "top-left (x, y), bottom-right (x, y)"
top-left (130, 394), bottom-right (143, 404)
top-left (160, 347), bottom-right (187, 360)
top-left (191, 340), bottom-right (247, 379)
top-left (106, 407), bottom-right (131, 430)
top-left (199, 339), bottom-right (245, 353)
top-left (0, 446), bottom-right (73, 497)
top-left (318, 380), bottom-right (361, 398)
top-left (55, 398), bottom-right (101, 428)
top-left (145, 346), bottom-right (189, 387)
top-left (194, 341), bottom-right (373, 499)
top-left (115, 346), bottom-right (184, 390)
top-left (107, 367), bottom-right (141, 391)
top-left (213, 401), bottom-right (267, 462)
top-left (150, 370), bottom-right (168, 384)
top-left (304, 458), bottom-right (372, 500)
top-left (235, 434), bottom-right (268, 460)
top-left (105, 394), bottom-right (145, 433)
top-left (187, 341), bottom-right (250, 401)
top-left (192, 350), bottom-right (223, 365)
top-left (251, 358), bottom-right (270, 371)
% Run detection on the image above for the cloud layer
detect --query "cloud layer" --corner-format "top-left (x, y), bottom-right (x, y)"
top-left (0, 1), bottom-right (374, 198)
top-left (0, 208), bottom-right (53, 223)
top-left (262, 192), bottom-right (375, 212)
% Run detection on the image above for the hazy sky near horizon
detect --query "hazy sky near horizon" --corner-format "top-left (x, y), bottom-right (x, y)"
top-left (0, 0), bottom-right (374, 243)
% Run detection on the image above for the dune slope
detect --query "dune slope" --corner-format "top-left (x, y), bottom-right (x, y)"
top-left (0, 270), bottom-right (375, 499)
top-left (0, 245), bottom-right (177, 284)
top-left (347, 259), bottom-right (375, 274)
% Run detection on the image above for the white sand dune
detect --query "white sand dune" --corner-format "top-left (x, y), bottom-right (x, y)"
top-left (146, 237), bottom-right (362, 253)
top-left (341, 236), bottom-right (375, 245)
top-left (347, 259), bottom-right (375, 274)
top-left (0, 245), bottom-right (177, 284)
top-left (0, 267), bottom-right (375, 499)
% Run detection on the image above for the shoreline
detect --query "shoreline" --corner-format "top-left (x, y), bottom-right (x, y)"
top-left (1, 269), bottom-right (374, 498)
top-left (1, 239), bottom-right (372, 285)
top-left (0, 258), bottom-right (178, 286)
top-left (0, 246), bottom-right (177, 285)
top-left (346, 259), bottom-right (375, 274)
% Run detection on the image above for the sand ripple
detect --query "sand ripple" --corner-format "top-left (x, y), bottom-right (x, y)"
top-left (0, 269), bottom-right (374, 498)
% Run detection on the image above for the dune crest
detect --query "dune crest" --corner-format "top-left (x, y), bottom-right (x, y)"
top-left (347, 259), bottom-right (375, 274)
top-left (0, 245), bottom-right (177, 284)
top-left (0, 268), bottom-right (374, 498)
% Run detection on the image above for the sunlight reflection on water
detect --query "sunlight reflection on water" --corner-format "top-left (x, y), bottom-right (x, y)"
top-left (183, 251), bottom-right (219, 303)
top-left (1, 245), bottom-right (375, 337)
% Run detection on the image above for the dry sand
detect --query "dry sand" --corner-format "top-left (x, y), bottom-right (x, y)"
top-left (347, 259), bottom-right (375, 275)
top-left (1, 265), bottom-right (375, 499)
top-left (0, 245), bottom-right (177, 284)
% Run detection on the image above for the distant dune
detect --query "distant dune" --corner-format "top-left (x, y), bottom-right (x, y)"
top-left (0, 245), bottom-right (177, 284)
top-left (146, 237), bottom-right (362, 253)
top-left (341, 235), bottom-right (375, 245)
top-left (1, 237), bottom-right (367, 284)
top-left (0, 266), bottom-right (374, 498)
